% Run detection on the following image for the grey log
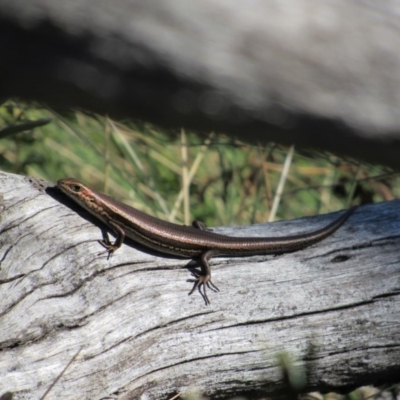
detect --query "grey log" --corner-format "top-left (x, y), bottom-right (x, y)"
top-left (0, 172), bottom-right (400, 399)
top-left (1, 1), bottom-right (400, 168)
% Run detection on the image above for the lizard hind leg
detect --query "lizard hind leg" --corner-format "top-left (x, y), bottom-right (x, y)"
top-left (192, 220), bottom-right (215, 232)
top-left (188, 250), bottom-right (219, 305)
top-left (192, 220), bottom-right (207, 230)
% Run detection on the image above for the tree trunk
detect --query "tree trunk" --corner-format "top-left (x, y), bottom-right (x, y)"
top-left (2, 1), bottom-right (400, 168)
top-left (1, 172), bottom-right (399, 399)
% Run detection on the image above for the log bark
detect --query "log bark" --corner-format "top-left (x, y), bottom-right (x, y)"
top-left (1, 172), bottom-right (400, 399)
top-left (1, 1), bottom-right (400, 168)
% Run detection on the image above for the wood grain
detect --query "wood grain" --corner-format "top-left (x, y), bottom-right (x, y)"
top-left (0, 173), bottom-right (399, 399)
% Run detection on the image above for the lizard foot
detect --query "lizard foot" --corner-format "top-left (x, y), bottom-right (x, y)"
top-left (97, 239), bottom-right (118, 259)
top-left (189, 272), bottom-right (219, 305)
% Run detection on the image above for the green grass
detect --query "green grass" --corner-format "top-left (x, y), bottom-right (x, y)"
top-left (0, 99), bottom-right (397, 229)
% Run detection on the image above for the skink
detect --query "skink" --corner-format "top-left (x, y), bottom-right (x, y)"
top-left (58, 178), bottom-right (355, 304)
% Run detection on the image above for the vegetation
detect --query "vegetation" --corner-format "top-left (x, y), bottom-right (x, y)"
top-left (0, 100), bottom-right (396, 229)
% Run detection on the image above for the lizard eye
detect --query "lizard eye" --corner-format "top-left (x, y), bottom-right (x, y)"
top-left (71, 185), bottom-right (81, 192)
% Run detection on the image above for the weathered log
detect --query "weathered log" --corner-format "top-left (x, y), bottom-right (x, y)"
top-left (1, 1), bottom-right (400, 168)
top-left (0, 172), bottom-right (399, 399)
